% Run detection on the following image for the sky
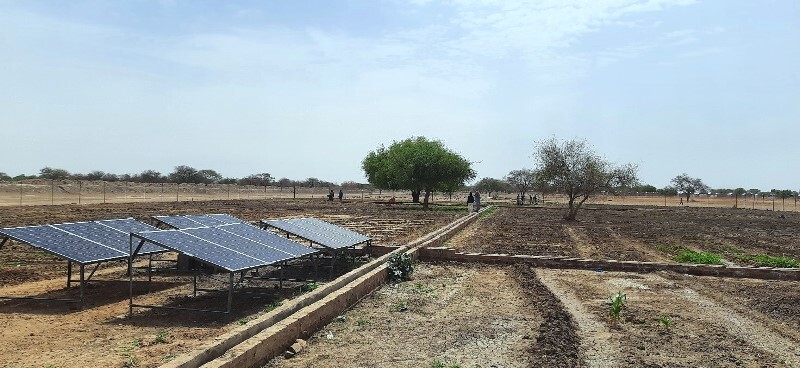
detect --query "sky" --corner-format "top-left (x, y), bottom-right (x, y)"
top-left (1, 0), bottom-right (798, 190)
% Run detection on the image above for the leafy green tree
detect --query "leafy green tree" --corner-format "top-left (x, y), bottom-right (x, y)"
top-left (657, 186), bottom-right (678, 196)
top-left (39, 167), bottom-right (71, 180)
top-left (137, 170), bottom-right (165, 183)
top-left (85, 170), bottom-right (106, 181)
top-left (0, 172), bottom-right (10, 181)
top-left (197, 169), bottom-right (222, 184)
top-left (239, 173), bottom-right (273, 187)
top-left (534, 137), bottom-right (638, 220)
top-left (671, 173), bottom-right (709, 203)
top-left (633, 184), bottom-right (658, 193)
top-left (505, 169), bottom-right (537, 200)
top-left (474, 177), bottom-right (508, 198)
top-left (362, 136), bottom-right (475, 209)
top-left (168, 165), bottom-right (200, 184)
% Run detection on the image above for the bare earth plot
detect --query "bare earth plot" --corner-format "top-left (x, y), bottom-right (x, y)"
top-left (265, 262), bottom-right (583, 368)
top-left (0, 200), bottom-right (460, 368)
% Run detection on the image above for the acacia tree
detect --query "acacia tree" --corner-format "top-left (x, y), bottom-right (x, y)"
top-left (474, 177), bottom-right (507, 198)
top-left (534, 137), bottom-right (637, 221)
top-left (39, 167), bottom-right (70, 180)
top-left (362, 137), bottom-right (475, 210)
top-left (505, 169), bottom-right (537, 200)
top-left (671, 173), bottom-right (709, 203)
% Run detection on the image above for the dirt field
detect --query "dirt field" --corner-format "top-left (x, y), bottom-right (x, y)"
top-left (0, 199), bottom-right (461, 368)
top-left (263, 205), bottom-right (799, 367)
top-left (2, 201), bottom-right (798, 367)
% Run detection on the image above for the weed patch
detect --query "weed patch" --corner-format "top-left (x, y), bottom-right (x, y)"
top-left (675, 250), bottom-right (723, 265)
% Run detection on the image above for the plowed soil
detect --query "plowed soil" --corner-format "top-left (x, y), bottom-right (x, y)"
top-left (263, 205), bottom-right (799, 367)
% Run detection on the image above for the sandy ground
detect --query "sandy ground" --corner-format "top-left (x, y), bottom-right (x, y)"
top-left (0, 200), bottom-right (460, 368)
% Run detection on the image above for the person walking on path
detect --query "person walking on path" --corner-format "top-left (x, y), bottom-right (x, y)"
top-left (467, 192), bottom-right (475, 213)
top-left (338, 189), bottom-right (344, 201)
top-left (474, 191), bottom-right (481, 212)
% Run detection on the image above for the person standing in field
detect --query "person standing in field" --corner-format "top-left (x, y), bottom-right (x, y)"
top-left (474, 191), bottom-right (481, 212)
top-left (467, 192), bottom-right (475, 213)
top-left (338, 189), bottom-right (344, 201)
top-left (328, 189), bottom-right (334, 201)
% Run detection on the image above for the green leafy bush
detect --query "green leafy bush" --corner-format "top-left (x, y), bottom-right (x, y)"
top-left (675, 250), bottom-right (723, 265)
top-left (387, 253), bottom-right (414, 282)
top-left (747, 255), bottom-right (799, 268)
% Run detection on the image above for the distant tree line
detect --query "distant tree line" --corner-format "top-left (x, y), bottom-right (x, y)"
top-left (0, 166), bottom-right (368, 190)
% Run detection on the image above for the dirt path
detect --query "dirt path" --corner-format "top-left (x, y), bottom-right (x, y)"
top-left (537, 269), bottom-right (618, 368)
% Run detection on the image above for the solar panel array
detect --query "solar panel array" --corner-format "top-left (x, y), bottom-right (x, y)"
top-left (262, 217), bottom-right (371, 250)
top-left (153, 214), bottom-right (244, 229)
top-left (0, 219), bottom-right (166, 264)
top-left (132, 221), bottom-right (317, 272)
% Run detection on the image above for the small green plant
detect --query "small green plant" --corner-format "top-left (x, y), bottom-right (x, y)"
top-left (237, 318), bottom-right (249, 325)
top-left (264, 301), bottom-right (283, 312)
top-left (355, 318), bottom-right (370, 327)
top-left (300, 282), bottom-right (318, 292)
top-left (153, 331), bottom-right (170, 344)
top-left (412, 282), bottom-right (433, 293)
top-left (391, 301), bottom-right (408, 312)
top-left (161, 354), bottom-right (177, 362)
top-left (122, 354), bottom-right (139, 368)
top-left (335, 315), bottom-right (347, 322)
top-left (608, 291), bottom-right (627, 320)
top-left (387, 253), bottom-right (414, 282)
top-left (748, 255), bottom-right (799, 268)
top-left (657, 316), bottom-right (672, 330)
top-left (675, 250), bottom-right (723, 265)
top-left (479, 206), bottom-right (497, 218)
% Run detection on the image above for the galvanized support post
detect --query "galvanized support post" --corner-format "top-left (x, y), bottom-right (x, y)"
top-left (227, 272), bottom-right (234, 314)
top-left (67, 261), bottom-right (72, 288)
top-left (79, 264), bottom-right (85, 310)
top-left (193, 273), bottom-right (197, 297)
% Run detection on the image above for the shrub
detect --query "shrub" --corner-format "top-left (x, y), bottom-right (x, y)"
top-left (675, 250), bottom-right (723, 265)
top-left (748, 255), bottom-right (799, 268)
top-left (387, 253), bottom-right (414, 282)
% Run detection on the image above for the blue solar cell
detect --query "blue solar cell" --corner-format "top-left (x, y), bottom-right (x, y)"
top-left (0, 225), bottom-right (125, 264)
top-left (262, 220), bottom-right (353, 249)
top-left (206, 214), bottom-right (246, 225)
top-left (220, 223), bottom-right (316, 257)
top-left (287, 218), bottom-right (371, 243)
top-left (152, 215), bottom-right (206, 229)
top-left (133, 230), bottom-right (264, 272)
top-left (94, 218), bottom-right (166, 255)
top-left (183, 227), bottom-right (294, 264)
top-left (183, 215), bottom-right (228, 227)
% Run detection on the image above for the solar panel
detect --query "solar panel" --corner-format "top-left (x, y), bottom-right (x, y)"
top-left (287, 218), bottom-right (371, 243)
top-left (153, 214), bottom-right (246, 229)
top-left (53, 221), bottom-right (165, 256)
top-left (262, 219), bottom-right (355, 250)
top-left (152, 215), bottom-right (206, 229)
top-left (219, 223), bottom-right (317, 257)
top-left (183, 215), bottom-right (228, 227)
top-left (205, 214), bottom-right (245, 225)
top-left (0, 225), bottom-right (125, 264)
top-left (182, 227), bottom-right (294, 264)
top-left (133, 230), bottom-right (265, 272)
top-left (95, 218), bottom-right (167, 255)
